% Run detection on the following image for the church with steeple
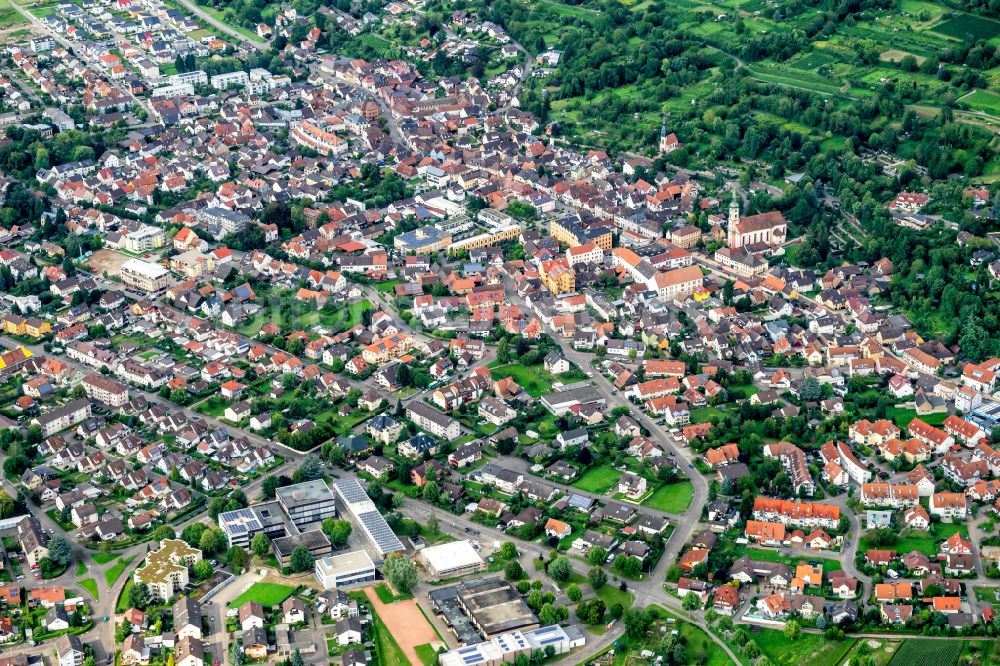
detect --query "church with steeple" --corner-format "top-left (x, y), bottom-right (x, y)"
top-left (726, 193), bottom-right (788, 250)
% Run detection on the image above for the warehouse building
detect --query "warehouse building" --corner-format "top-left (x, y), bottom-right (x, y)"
top-left (419, 540), bottom-right (485, 579)
top-left (457, 578), bottom-right (539, 638)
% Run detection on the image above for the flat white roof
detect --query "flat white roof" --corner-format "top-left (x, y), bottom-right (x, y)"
top-left (420, 540), bottom-right (483, 573)
top-left (316, 549), bottom-right (375, 576)
top-left (121, 258), bottom-right (168, 279)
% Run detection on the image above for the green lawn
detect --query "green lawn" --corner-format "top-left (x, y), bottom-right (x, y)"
top-left (746, 548), bottom-right (842, 572)
top-left (80, 579), bottom-right (98, 600)
top-left (195, 395), bottom-right (228, 418)
top-left (487, 363), bottom-right (553, 398)
top-left (642, 481), bottom-right (693, 513)
top-left (571, 465), bottom-right (620, 494)
top-left (960, 640), bottom-right (997, 666)
top-left (675, 618), bottom-right (733, 666)
top-left (646, 607), bottom-right (734, 666)
top-left (414, 644), bottom-right (438, 666)
top-left (755, 628), bottom-right (856, 666)
top-left (375, 280), bottom-right (402, 293)
top-left (93, 553), bottom-right (120, 565)
top-left (595, 584), bottom-right (634, 609)
top-left (116, 579), bottom-right (133, 613)
top-left (228, 582), bottom-right (295, 608)
top-left (726, 383), bottom-right (759, 399)
top-left (374, 583), bottom-right (413, 604)
top-left (961, 89), bottom-right (1000, 116)
top-left (75, 562), bottom-right (87, 576)
top-left (861, 522), bottom-right (968, 556)
top-left (372, 606), bottom-right (409, 666)
top-left (844, 638), bottom-right (900, 666)
top-left (104, 556), bottom-right (134, 586)
top-left (186, 0), bottom-right (265, 43)
top-left (0, 0), bottom-right (30, 29)
top-left (690, 406), bottom-right (725, 424)
top-left (885, 406), bottom-right (947, 428)
top-left (974, 585), bottom-right (1000, 604)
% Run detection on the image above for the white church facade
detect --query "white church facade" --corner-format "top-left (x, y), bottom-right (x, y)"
top-left (727, 196), bottom-right (788, 249)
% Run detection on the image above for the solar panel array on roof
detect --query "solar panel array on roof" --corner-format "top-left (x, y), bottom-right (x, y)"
top-left (219, 506), bottom-right (262, 534)
top-left (524, 625), bottom-right (571, 648)
top-left (334, 478), bottom-right (369, 504)
top-left (567, 494), bottom-right (592, 509)
top-left (495, 632), bottom-right (527, 651)
top-left (359, 510), bottom-right (404, 555)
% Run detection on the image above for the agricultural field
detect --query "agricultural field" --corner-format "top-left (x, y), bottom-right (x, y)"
top-left (508, 0), bottom-right (1000, 157)
top-left (754, 629), bottom-right (856, 666)
top-left (358, 33), bottom-right (392, 55)
top-left (185, 0), bottom-right (265, 43)
top-left (961, 89), bottom-right (1000, 116)
top-left (0, 0), bottom-right (29, 32)
top-left (887, 639), bottom-right (962, 666)
top-left (931, 14), bottom-right (1000, 42)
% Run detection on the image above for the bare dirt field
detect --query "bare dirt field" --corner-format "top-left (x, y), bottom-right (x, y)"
top-left (880, 49), bottom-right (927, 65)
top-left (364, 586), bottom-right (440, 665)
top-left (87, 249), bottom-right (132, 277)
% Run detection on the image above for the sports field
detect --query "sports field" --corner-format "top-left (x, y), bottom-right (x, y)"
top-left (364, 587), bottom-right (441, 666)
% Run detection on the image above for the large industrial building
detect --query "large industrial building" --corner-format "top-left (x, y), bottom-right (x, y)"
top-left (332, 478), bottom-right (404, 562)
top-left (430, 578), bottom-right (538, 642)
